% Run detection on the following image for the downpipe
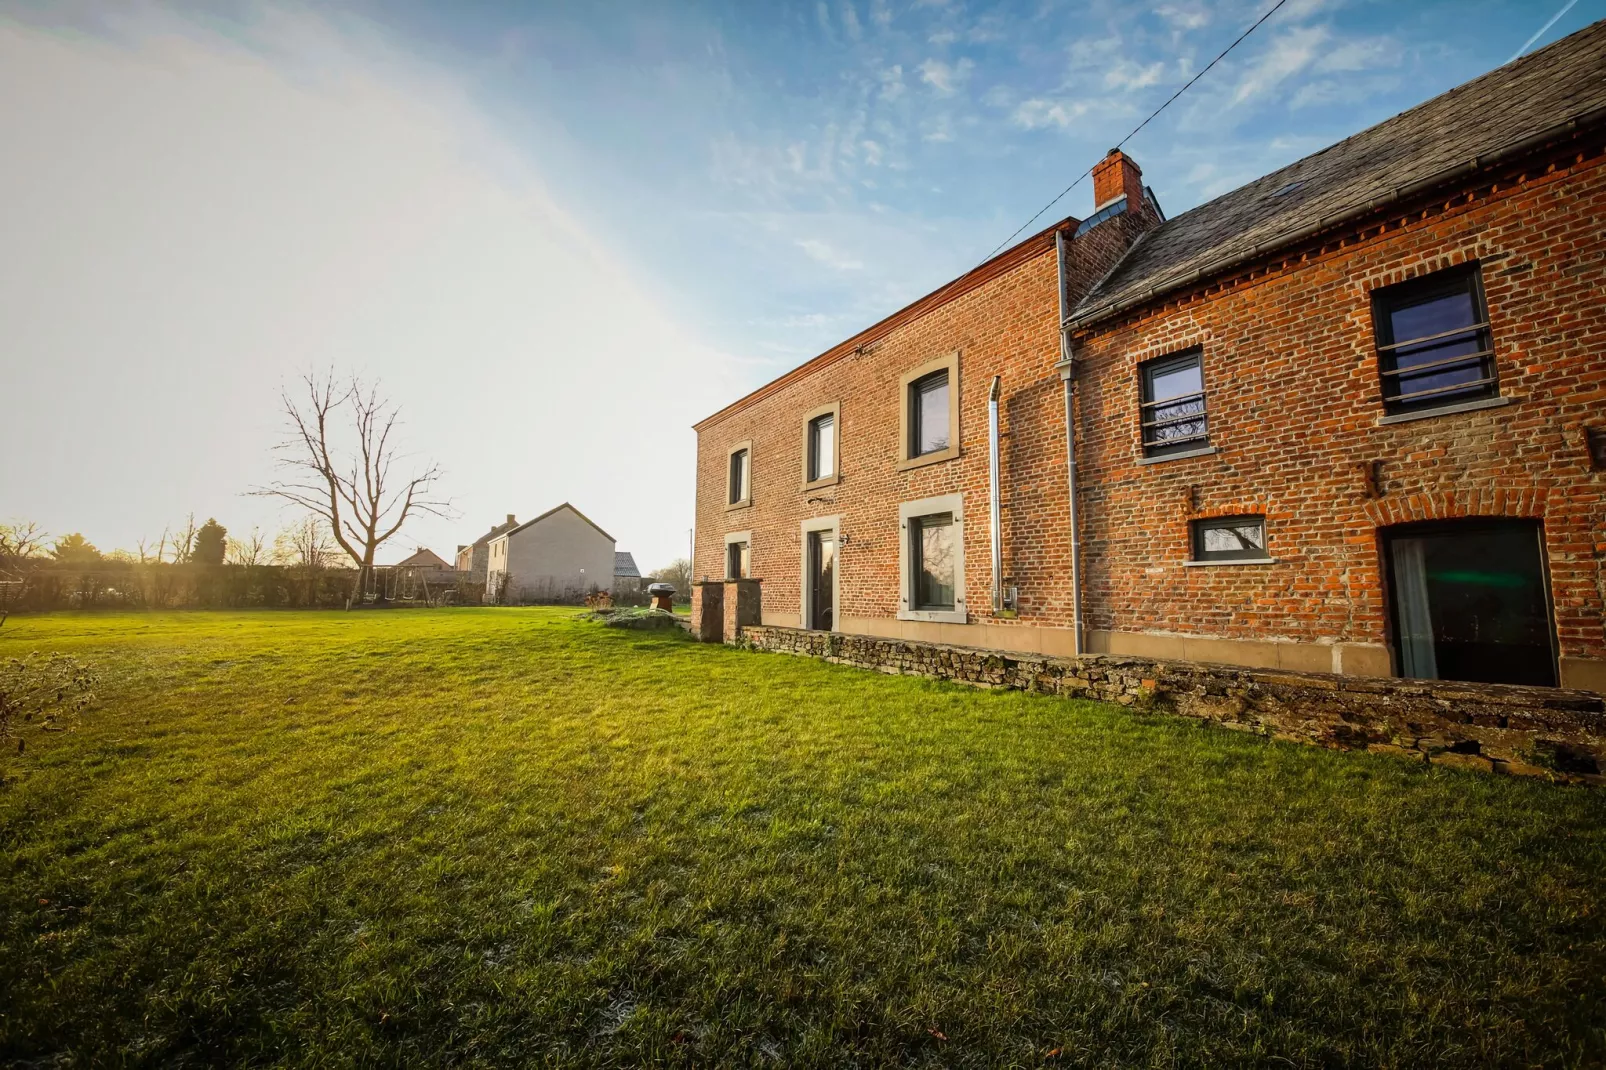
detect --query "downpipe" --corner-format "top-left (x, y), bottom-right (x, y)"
top-left (1055, 229), bottom-right (1085, 656)
top-left (988, 375), bottom-right (1003, 613)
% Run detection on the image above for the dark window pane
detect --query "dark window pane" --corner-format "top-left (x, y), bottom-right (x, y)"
top-left (1141, 351), bottom-right (1207, 457)
top-left (1148, 360), bottom-right (1202, 401)
top-left (912, 513), bottom-right (955, 609)
top-left (913, 372), bottom-right (950, 456)
top-left (726, 541), bottom-right (748, 579)
top-left (1193, 516), bottom-right (1269, 561)
top-left (728, 449), bottom-right (748, 503)
top-left (1375, 269), bottom-right (1497, 414)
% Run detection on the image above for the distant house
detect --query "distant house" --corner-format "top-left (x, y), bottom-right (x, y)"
top-left (486, 503), bottom-right (617, 604)
top-left (392, 547), bottom-right (457, 582)
top-left (455, 515), bottom-right (520, 583)
top-left (613, 551), bottom-right (642, 596)
top-left (394, 548), bottom-right (451, 571)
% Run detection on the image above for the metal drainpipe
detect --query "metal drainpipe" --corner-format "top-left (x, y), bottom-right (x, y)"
top-left (988, 375), bottom-right (1003, 613)
top-left (1055, 229), bottom-right (1085, 656)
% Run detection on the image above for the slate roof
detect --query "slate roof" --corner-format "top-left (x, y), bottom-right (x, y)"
top-left (614, 552), bottom-right (641, 579)
top-left (1069, 18), bottom-right (1606, 328)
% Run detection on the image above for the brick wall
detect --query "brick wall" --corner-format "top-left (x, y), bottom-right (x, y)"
top-left (692, 210), bottom-right (1156, 636)
top-left (691, 134), bottom-right (1606, 694)
top-left (744, 625), bottom-right (1606, 784)
top-left (1070, 137), bottom-right (1606, 689)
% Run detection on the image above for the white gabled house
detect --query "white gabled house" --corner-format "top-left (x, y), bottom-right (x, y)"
top-left (485, 503), bottom-right (617, 604)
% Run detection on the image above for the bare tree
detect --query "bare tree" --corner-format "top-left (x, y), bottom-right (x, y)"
top-left (253, 373), bottom-right (449, 588)
top-left (0, 521), bottom-right (47, 564)
top-left (162, 515), bottom-right (198, 564)
top-left (227, 527), bottom-right (269, 567)
top-left (271, 516), bottom-right (336, 569)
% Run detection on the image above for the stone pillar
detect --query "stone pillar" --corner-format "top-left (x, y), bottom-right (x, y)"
top-left (690, 581), bottom-right (724, 643)
top-left (722, 578), bottom-right (762, 645)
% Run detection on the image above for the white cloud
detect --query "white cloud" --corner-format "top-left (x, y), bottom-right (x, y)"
top-left (869, 0), bottom-right (893, 27)
top-left (1012, 97), bottom-right (1088, 130)
top-left (0, 8), bottom-right (739, 570)
top-left (1315, 36), bottom-right (1402, 73)
top-left (1155, 4), bottom-right (1209, 31)
top-left (1105, 59), bottom-right (1166, 90)
top-left (861, 138), bottom-right (884, 165)
top-left (928, 29), bottom-right (958, 45)
top-left (878, 63), bottom-right (906, 101)
top-left (796, 238), bottom-right (865, 271)
top-left (1229, 25), bottom-right (1330, 105)
top-left (841, 2), bottom-right (862, 41)
top-left (919, 56), bottom-right (973, 95)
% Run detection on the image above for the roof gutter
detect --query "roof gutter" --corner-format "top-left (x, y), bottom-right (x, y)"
top-left (1064, 104), bottom-right (1606, 332)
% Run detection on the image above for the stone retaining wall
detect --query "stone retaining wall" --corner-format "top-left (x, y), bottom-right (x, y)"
top-left (742, 626), bottom-right (1606, 785)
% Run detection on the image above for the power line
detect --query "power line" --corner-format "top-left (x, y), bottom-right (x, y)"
top-left (982, 0), bottom-right (1293, 261)
top-left (1507, 0), bottom-right (1580, 64)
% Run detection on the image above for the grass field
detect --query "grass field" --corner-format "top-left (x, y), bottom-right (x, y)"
top-left (2, 610), bottom-right (1604, 1067)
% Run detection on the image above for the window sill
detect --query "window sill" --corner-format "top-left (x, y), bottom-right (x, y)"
top-left (1376, 395), bottom-right (1512, 425)
top-left (1139, 445), bottom-right (1218, 466)
top-left (898, 608), bottom-right (967, 624)
top-left (802, 474), bottom-right (841, 492)
top-left (1183, 558), bottom-right (1278, 567)
top-left (725, 500), bottom-right (752, 513)
top-left (896, 446), bottom-right (959, 472)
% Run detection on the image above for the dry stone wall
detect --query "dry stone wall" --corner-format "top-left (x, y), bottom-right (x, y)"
top-left (743, 625), bottom-right (1606, 785)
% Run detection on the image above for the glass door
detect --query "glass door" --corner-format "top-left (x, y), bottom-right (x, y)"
top-left (1385, 519), bottom-right (1557, 687)
top-left (807, 530), bottom-right (835, 632)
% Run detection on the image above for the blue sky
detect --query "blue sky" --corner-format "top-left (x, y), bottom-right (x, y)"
top-left (1, 0), bottom-right (1595, 569)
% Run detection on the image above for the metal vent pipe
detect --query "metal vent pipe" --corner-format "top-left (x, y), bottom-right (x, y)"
top-left (988, 374), bottom-right (1003, 613)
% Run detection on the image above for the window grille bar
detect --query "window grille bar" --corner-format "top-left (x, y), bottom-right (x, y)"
top-left (1391, 375), bottom-right (1499, 403)
top-left (1142, 412), bottom-right (1209, 431)
top-left (1143, 430), bottom-right (1209, 446)
top-left (1376, 321), bottom-right (1489, 352)
top-left (1139, 390), bottom-right (1206, 410)
top-left (1378, 350), bottom-right (1494, 377)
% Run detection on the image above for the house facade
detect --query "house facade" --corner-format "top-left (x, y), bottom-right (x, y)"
top-left (456, 515), bottom-right (520, 582)
top-left (691, 22), bottom-right (1606, 695)
top-left (486, 503), bottom-right (617, 604)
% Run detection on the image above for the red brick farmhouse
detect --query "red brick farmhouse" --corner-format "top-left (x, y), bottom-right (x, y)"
top-left (691, 21), bottom-right (1606, 699)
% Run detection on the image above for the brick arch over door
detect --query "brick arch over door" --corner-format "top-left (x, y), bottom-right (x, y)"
top-left (1363, 486), bottom-right (1550, 529)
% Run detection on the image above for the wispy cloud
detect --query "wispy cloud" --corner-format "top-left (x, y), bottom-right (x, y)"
top-left (1105, 59), bottom-right (1166, 90)
top-left (1154, 4), bottom-right (1210, 32)
top-left (1012, 98), bottom-right (1088, 130)
top-left (919, 56), bottom-right (973, 95)
top-left (1228, 25), bottom-right (1329, 105)
top-left (796, 237), bottom-right (864, 271)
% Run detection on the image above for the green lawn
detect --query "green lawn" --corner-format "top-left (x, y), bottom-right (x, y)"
top-left (2, 610), bottom-right (1604, 1068)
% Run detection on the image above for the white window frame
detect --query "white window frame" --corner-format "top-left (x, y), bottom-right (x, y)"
top-left (726, 440), bottom-right (753, 510)
top-left (799, 514), bottom-right (840, 632)
top-left (898, 493), bottom-right (966, 624)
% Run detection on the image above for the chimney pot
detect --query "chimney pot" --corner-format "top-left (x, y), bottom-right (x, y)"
top-left (1092, 149), bottom-right (1144, 215)
top-left (506, 514), bottom-right (516, 525)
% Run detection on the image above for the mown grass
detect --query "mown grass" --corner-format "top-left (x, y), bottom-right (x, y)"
top-left (1, 609), bottom-right (1603, 1068)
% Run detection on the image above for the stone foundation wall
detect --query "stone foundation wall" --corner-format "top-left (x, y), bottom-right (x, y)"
top-left (742, 626), bottom-right (1606, 785)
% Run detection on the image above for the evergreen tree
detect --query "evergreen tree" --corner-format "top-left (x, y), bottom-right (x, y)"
top-left (193, 518), bottom-right (228, 566)
top-left (49, 534), bottom-right (101, 566)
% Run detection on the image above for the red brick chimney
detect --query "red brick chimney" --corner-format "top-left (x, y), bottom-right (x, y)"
top-left (1092, 149), bottom-right (1143, 213)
